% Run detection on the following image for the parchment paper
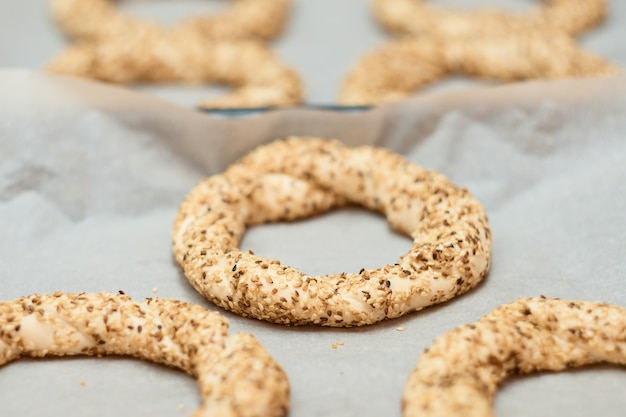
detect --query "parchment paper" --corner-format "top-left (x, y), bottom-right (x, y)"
top-left (1, 69), bottom-right (625, 416)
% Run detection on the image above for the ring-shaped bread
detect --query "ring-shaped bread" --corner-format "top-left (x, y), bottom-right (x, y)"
top-left (51, 0), bottom-right (292, 41)
top-left (172, 137), bottom-right (492, 327)
top-left (372, 0), bottom-right (607, 38)
top-left (46, 35), bottom-right (304, 109)
top-left (403, 297), bottom-right (626, 416)
top-left (339, 32), bottom-right (620, 105)
top-left (0, 292), bottom-right (289, 417)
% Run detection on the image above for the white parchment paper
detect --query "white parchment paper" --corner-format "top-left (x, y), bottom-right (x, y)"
top-left (0, 70), bottom-right (625, 416)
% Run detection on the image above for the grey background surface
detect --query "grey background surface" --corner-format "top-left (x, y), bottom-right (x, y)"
top-left (1, 0), bottom-right (626, 106)
top-left (1, 1), bottom-right (626, 416)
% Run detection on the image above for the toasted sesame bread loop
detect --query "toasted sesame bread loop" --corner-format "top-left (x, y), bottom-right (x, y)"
top-left (0, 292), bottom-right (290, 417)
top-left (46, 0), bottom-right (303, 109)
top-left (173, 137), bottom-right (492, 326)
top-left (372, 0), bottom-right (607, 38)
top-left (339, 32), bottom-right (620, 105)
top-left (340, 0), bottom-right (619, 105)
top-left (403, 297), bottom-right (626, 417)
top-left (51, 0), bottom-right (292, 41)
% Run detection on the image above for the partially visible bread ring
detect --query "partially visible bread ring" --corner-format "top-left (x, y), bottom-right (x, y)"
top-left (51, 0), bottom-right (292, 41)
top-left (403, 297), bottom-right (626, 417)
top-left (372, 0), bottom-right (607, 38)
top-left (47, 0), bottom-right (302, 108)
top-left (0, 292), bottom-right (290, 417)
top-left (46, 35), bottom-right (304, 109)
top-left (339, 33), bottom-right (620, 105)
top-left (173, 137), bottom-right (492, 326)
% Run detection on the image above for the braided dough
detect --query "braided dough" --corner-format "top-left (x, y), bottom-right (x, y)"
top-left (341, 0), bottom-right (619, 105)
top-left (403, 297), bottom-right (626, 417)
top-left (173, 137), bottom-right (491, 326)
top-left (47, 0), bottom-right (302, 108)
top-left (339, 31), bottom-right (620, 105)
top-left (372, 0), bottom-right (607, 38)
top-left (51, 0), bottom-right (292, 41)
top-left (0, 292), bottom-right (289, 417)
top-left (47, 35), bottom-right (304, 109)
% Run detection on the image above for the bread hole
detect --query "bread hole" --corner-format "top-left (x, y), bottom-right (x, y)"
top-left (495, 365), bottom-right (626, 417)
top-left (240, 207), bottom-right (412, 277)
top-left (119, 0), bottom-right (228, 26)
top-left (412, 74), bottom-right (497, 97)
top-left (432, 0), bottom-right (532, 12)
top-left (0, 357), bottom-right (198, 416)
top-left (133, 83), bottom-right (230, 108)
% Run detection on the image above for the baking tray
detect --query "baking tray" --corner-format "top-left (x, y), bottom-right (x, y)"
top-left (1, 0), bottom-right (626, 416)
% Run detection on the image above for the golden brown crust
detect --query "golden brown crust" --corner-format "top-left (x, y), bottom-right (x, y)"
top-left (342, 0), bottom-right (619, 105)
top-left (402, 297), bottom-right (626, 417)
top-left (51, 0), bottom-right (292, 41)
top-left (172, 137), bottom-right (492, 326)
top-left (339, 32), bottom-right (620, 105)
top-left (46, 35), bottom-right (304, 109)
top-left (0, 292), bottom-right (289, 417)
top-left (47, 0), bottom-right (302, 108)
top-left (372, 0), bottom-right (607, 38)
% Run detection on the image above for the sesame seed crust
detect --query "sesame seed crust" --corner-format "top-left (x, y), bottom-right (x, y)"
top-left (172, 137), bottom-right (492, 327)
top-left (0, 292), bottom-right (290, 417)
top-left (51, 0), bottom-right (292, 42)
top-left (339, 33), bottom-right (620, 106)
top-left (46, 0), bottom-right (303, 109)
top-left (340, 0), bottom-right (619, 105)
top-left (402, 297), bottom-right (626, 417)
top-left (46, 35), bottom-right (304, 109)
top-left (372, 0), bottom-right (607, 39)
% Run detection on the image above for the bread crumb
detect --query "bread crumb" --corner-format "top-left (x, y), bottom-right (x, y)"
top-left (331, 341), bottom-right (345, 349)
top-left (79, 380), bottom-right (86, 386)
top-left (178, 404), bottom-right (185, 411)
top-left (396, 327), bottom-right (405, 332)
top-left (152, 287), bottom-right (158, 293)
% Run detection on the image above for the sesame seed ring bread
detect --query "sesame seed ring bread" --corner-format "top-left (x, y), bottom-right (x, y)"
top-left (372, 0), bottom-right (607, 38)
top-left (51, 0), bottom-right (292, 41)
top-left (339, 32), bottom-right (620, 105)
top-left (172, 137), bottom-right (492, 327)
top-left (403, 297), bottom-right (626, 417)
top-left (0, 292), bottom-right (289, 417)
top-left (46, 34), bottom-right (304, 109)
